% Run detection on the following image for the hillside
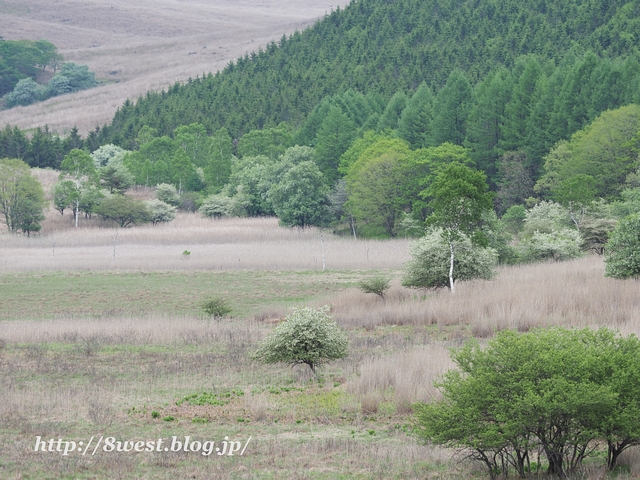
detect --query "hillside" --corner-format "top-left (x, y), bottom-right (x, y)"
top-left (104, 0), bottom-right (640, 143)
top-left (0, 0), bottom-right (345, 134)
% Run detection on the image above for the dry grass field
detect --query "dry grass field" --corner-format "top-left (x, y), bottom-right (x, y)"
top-left (2, 197), bottom-right (640, 477)
top-left (0, 0), bottom-right (348, 135)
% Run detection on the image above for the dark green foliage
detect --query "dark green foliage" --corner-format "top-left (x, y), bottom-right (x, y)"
top-left (104, 0), bottom-right (640, 143)
top-left (202, 297), bottom-right (232, 318)
top-left (0, 39), bottom-right (62, 96)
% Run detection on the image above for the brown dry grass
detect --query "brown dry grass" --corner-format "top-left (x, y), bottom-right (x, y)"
top-left (0, 207), bottom-right (411, 271)
top-left (0, 0), bottom-right (348, 135)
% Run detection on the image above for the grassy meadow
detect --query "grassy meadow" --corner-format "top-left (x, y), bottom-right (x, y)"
top-left (2, 205), bottom-right (640, 478)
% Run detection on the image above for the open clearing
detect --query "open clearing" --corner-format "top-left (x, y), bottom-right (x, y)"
top-left (0, 0), bottom-right (348, 135)
top-left (2, 208), bottom-right (640, 477)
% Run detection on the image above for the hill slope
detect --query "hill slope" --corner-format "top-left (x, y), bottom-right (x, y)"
top-left (105, 0), bottom-right (640, 144)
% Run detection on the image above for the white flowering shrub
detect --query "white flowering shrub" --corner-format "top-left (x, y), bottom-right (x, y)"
top-left (251, 306), bottom-right (348, 379)
top-left (517, 228), bottom-right (582, 262)
top-left (402, 229), bottom-right (498, 290)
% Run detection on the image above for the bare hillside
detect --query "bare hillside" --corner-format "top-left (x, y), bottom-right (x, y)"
top-left (0, 0), bottom-right (346, 135)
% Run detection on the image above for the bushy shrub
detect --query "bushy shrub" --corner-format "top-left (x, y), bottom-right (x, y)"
top-left (199, 194), bottom-right (231, 218)
top-left (252, 306), bottom-right (348, 379)
top-left (358, 275), bottom-right (391, 300)
top-left (517, 228), bottom-right (582, 263)
top-left (402, 229), bottom-right (498, 290)
top-left (146, 199), bottom-right (176, 225)
top-left (91, 144), bottom-right (128, 168)
top-left (202, 297), bottom-right (232, 318)
top-left (3, 78), bottom-right (44, 107)
top-left (521, 200), bottom-right (572, 236)
top-left (605, 213), bottom-right (640, 279)
top-left (155, 183), bottom-right (180, 206)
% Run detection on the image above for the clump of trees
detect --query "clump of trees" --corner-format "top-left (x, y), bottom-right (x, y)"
top-left (0, 158), bottom-right (45, 236)
top-left (414, 327), bottom-right (640, 478)
top-left (252, 306), bottom-right (348, 379)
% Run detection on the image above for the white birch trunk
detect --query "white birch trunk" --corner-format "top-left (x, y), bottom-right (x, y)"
top-left (449, 241), bottom-right (455, 292)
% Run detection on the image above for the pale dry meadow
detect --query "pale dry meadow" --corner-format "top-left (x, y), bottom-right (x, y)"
top-left (0, 0), bottom-right (349, 135)
top-left (2, 187), bottom-right (640, 477)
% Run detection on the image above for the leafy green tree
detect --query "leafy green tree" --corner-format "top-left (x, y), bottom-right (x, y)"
top-left (3, 78), bottom-right (44, 107)
top-left (58, 62), bottom-right (97, 91)
top-left (78, 184), bottom-right (105, 219)
top-left (52, 179), bottom-right (78, 215)
top-left (0, 158), bottom-right (45, 235)
top-left (268, 161), bottom-right (331, 228)
top-left (346, 152), bottom-right (412, 237)
top-left (403, 229), bottom-right (498, 290)
top-left (430, 70), bottom-right (474, 147)
top-left (199, 193), bottom-right (232, 218)
top-left (146, 199), bottom-right (177, 225)
top-left (517, 228), bottom-right (583, 263)
top-left (424, 163), bottom-right (495, 291)
top-left (251, 306), bottom-right (348, 379)
top-left (203, 128), bottom-right (233, 192)
top-left (377, 91), bottom-right (408, 131)
top-left (358, 275), bottom-right (391, 300)
top-left (314, 106), bottom-right (357, 184)
top-left (90, 144), bottom-right (127, 168)
top-left (59, 148), bottom-right (98, 227)
top-left (604, 214), bottom-right (640, 279)
top-left (397, 83), bottom-right (434, 148)
top-left (95, 195), bottom-right (151, 228)
top-left (99, 164), bottom-right (134, 194)
top-left (237, 125), bottom-right (292, 160)
top-left (155, 183), bottom-right (180, 206)
top-left (495, 151), bottom-right (534, 214)
top-left (536, 105), bottom-right (640, 199)
top-left (552, 173), bottom-right (597, 233)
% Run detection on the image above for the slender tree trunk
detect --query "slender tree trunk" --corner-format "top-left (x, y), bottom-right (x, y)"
top-left (449, 241), bottom-right (455, 292)
top-left (320, 231), bottom-right (326, 271)
top-left (75, 200), bottom-right (79, 228)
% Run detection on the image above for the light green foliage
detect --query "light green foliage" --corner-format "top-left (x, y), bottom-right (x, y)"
top-left (60, 149), bottom-right (97, 182)
top-left (402, 229), bottom-right (498, 290)
top-left (202, 297), bottom-right (232, 318)
top-left (501, 205), bottom-right (527, 234)
top-left (57, 62), bottom-right (98, 92)
top-left (155, 183), bottom-right (180, 206)
top-left (199, 194), bottom-right (232, 218)
top-left (358, 275), bottom-right (391, 300)
top-left (552, 173), bottom-right (597, 232)
top-left (268, 161), bottom-right (331, 228)
top-left (251, 306), bottom-right (349, 378)
top-left (146, 199), bottom-right (176, 225)
top-left (52, 179), bottom-right (78, 215)
top-left (95, 195), bottom-right (151, 228)
top-left (78, 184), bottom-right (105, 219)
top-left (536, 105), bottom-right (640, 199)
top-left (605, 214), bottom-right (640, 279)
top-left (91, 144), bottom-right (127, 168)
top-left (611, 188), bottom-right (640, 219)
top-left (521, 200), bottom-right (572, 236)
top-left (518, 229), bottom-right (582, 263)
top-left (414, 328), bottom-right (640, 476)
top-left (3, 78), bottom-right (44, 107)
top-left (424, 162), bottom-right (495, 290)
top-left (0, 158), bottom-right (45, 235)
top-left (237, 125), bottom-right (292, 160)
